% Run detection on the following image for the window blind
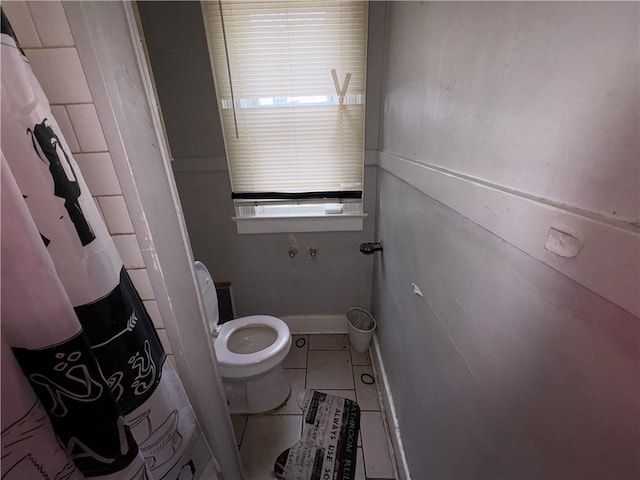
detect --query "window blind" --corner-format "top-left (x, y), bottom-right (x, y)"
top-left (203, 1), bottom-right (368, 201)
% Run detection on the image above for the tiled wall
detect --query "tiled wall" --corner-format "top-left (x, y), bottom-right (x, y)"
top-left (3, 1), bottom-right (172, 355)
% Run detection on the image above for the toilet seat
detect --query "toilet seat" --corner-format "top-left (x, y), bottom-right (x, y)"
top-left (214, 315), bottom-right (291, 378)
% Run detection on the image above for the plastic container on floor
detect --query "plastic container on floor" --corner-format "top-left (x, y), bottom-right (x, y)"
top-left (346, 308), bottom-right (376, 353)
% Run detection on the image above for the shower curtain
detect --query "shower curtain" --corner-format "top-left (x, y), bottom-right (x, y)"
top-left (1, 11), bottom-right (219, 480)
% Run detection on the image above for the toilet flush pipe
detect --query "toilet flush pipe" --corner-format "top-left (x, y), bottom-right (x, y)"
top-left (288, 234), bottom-right (298, 258)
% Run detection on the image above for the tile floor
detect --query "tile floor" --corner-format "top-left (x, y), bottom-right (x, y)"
top-left (230, 334), bottom-right (396, 480)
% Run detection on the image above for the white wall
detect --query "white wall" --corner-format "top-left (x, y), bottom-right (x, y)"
top-left (373, 2), bottom-right (639, 478)
top-left (382, 1), bottom-right (639, 224)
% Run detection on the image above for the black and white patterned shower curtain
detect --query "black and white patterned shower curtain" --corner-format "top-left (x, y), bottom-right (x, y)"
top-left (1, 12), bottom-right (219, 480)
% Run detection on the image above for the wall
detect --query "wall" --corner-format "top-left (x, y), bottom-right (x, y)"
top-left (138, 1), bottom-right (384, 317)
top-left (3, 1), bottom-right (172, 354)
top-left (60, 2), bottom-right (243, 474)
top-left (373, 2), bottom-right (639, 478)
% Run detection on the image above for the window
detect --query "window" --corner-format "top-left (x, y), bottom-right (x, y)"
top-left (203, 1), bottom-right (368, 233)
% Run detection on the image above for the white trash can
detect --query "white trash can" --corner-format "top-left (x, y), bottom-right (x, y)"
top-left (346, 308), bottom-right (376, 353)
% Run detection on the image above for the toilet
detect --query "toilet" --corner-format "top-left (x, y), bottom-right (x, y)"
top-left (194, 261), bottom-right (291, 414)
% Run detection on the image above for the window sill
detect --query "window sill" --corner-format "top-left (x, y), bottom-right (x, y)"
top-left (232, 214), bottom-right (366, 234)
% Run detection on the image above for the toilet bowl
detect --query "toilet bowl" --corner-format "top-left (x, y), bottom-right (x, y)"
top-left (194, 261), bottom-right (291, 414)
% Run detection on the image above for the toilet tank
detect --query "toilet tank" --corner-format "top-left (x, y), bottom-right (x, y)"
top-left (194, 261), bottom-right (219, 334)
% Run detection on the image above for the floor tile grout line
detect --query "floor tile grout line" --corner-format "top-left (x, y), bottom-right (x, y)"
top-left (303, 335), bottom-right (309, 436)
top-left (347, 336), bottom-right (369, 478)
top-left (349, 341), bottom-right (359, 405)
top-left (308, 348), bottom-right (349, 351)
top-left (304, 335), bottom-right (309, 390)
top-left (238, 416), bottom-right (248, 448)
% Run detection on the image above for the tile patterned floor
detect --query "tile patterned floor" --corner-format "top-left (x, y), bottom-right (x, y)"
top-left (231, 334), bottom-right (396, 480)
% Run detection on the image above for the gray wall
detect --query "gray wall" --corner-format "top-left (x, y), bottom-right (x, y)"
top-left (373, 2), bottom-right (639, 478)
top-left (137, 2), bottom-right (385, 317)
top-left (137, 1), bottom-right (224, 159)
top-left (172, 165), bottom-right (376, 317)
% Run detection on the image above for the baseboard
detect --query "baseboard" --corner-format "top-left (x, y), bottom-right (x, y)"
top-left (370, 334), bottom-right (412, 480)
top-left (281, 314), bottom-right (348, 334)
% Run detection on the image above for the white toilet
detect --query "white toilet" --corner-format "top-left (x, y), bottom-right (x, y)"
top-left (194, 261), bottom-right (291, 414)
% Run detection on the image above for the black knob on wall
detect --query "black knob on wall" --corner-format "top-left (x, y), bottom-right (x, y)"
top-left (360, 242), bottom-right (383, 255)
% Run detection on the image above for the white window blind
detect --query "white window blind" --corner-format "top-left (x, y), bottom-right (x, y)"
top-left (203, 0), bottom-right (368, 202)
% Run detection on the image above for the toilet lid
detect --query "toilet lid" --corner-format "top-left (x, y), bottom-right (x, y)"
top-left (194, 261), bottom-right (219, 333)
top-left (214, 315), bottom-right (290, 367)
